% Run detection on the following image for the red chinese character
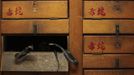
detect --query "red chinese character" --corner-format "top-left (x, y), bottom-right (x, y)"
top-left (88, 42), bottom-right (95, 50)
top-left (89, 8), bottom-right (96, 16)
top-left (7, 8), bottom-right (13, 16)
top-left (97, 41), bottom-right (105, 50)
top-left (97, 7), bottom-right (106, 16)
top-left (15, 6), bottom-right (23, 15)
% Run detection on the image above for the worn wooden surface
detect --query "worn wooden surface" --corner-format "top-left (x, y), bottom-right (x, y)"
top-left (2, 52), bottom-right (68, 72)
top-left (2, 1), bottom-right (68, 18)
top-left (69, 0), bottom-right (82, 75)
top-left (84, 1), bottom-right (134, 18)
top-left (2, 72), bottom-right (68, 75)
top-left (84, 36), bottom-right (134, 53)
top-left (1, 20), bottom-right (68, 34)
top-left (83, 54), bottom-right (134, 68)
top-left (84, 70), bottom-right (134, 75)
top-left (83, 20), bottom-right (134, 34)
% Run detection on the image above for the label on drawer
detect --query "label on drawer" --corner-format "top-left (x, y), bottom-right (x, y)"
top-left (84, 1), bottom-right (134, 18)
top-left (2, 1), bottom-right (68, 18)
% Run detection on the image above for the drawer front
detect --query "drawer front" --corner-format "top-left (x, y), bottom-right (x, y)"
top-left (83, 20), bottom-right (134, 34)
top-left (84, 36), bottom-right (134, 53)
top-left (1, 20), bottom-right (33, 34)
top-left (83, 54), bottom-right (134, 68)
top-left (37, 20), bottom-right (68, 34)
top-left (84, 1), bottom-right (134, 18)
top-left (2, 1), bottom-right (68, 18)
top-left (1, 20), bottom-right (68, 34)
top-left (84, 70), bottom-right (134, 75)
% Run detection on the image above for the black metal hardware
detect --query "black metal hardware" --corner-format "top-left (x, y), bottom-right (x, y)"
top-left (114, 58), bottom-right (120, 68)
top-left (49, 43), bottom-right (78, 65)
top-left (115, 24), bottom-right (121, 48)
top-left (33, 24), bottom-right (38, 34)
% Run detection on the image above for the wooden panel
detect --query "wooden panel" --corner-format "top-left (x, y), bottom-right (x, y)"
top-left (37, 20), bottom-right (68, 34)
top-left (1, 20), bottom-right (68, 34)
top-left (83, 20), bottom-right (134, 34)
top-left (84, 36), bottom-right (134, 53)
top-left (69, 0), bottom-right (82, 75)
top-left (84, 1), bottom-right (134, 18)
top-left (1, 20), bottom-right (33, 34)
top-left (0, 0), bottom-right (2, 72)
top-left (84, 70), bottom-right (134, 75)
top-left (2, 1), bottom-right (68, 18)
top-left (83, 54), bottom-right (134, 68)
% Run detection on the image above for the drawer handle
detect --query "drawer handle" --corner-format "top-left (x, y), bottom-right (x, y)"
top-left (33, 24), bottom-right (38, 34)
top-left (115, 24), bottom-right (121, 48)
top-left (114, 58), bottom-right (120, 68)
top-left (33, 1), bottom-right (38, 12)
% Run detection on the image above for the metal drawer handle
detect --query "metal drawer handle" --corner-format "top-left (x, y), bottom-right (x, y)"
top-left (115, 24), bottom-right (121, 48)
top-left (33, 24), bottom-right (38, 34)
top-left (114, 58), bottom-right (120, 68)
top-left (33, 1), bottom-right (38, 12)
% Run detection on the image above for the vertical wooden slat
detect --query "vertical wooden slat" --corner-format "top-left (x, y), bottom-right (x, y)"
top-left (0, 0), bottom-right (2, 74)
top-left (69, 0), bottom-right (82, 75)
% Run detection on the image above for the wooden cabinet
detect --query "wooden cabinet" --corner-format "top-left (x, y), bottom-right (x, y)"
top-left (84, 1), bottom-right (134, 18)
top-left (83, 20), bottom-right (134, 34)
top-left (2, 1), bottom-right (68, 18)
top-left (1, 20), bottom-right (68, 34)
top-left (84, 36), bottom-right (134, 53)
top-left (84, 70), bottom-right (134, 75)
top-left (1, 0), bottom-right (134, 75)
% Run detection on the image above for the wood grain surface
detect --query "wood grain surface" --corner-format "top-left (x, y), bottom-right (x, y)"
top-left (2, 1), bottom-right (68, 18)
top-left (83, 54), bottom-right (134, 68)
top-left (84, 36), bottom-right (134, 53)
top-left (83, 20), bottom-right (134, 34)
top-left (1, 20), bottom-right (68, 34)
top-left (84, 1), bottom-right (134, 18)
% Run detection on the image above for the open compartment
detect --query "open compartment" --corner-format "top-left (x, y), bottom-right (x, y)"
top-left (3, 35), bottom-right (67, 52)
top-left (1, 35), bottom-right (68, 72)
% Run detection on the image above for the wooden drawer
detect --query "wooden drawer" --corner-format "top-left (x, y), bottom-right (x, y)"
top-left (2, 1), bottom-right (68, 18)
top-left (1, 20), bottom-right (68, 34)
top-left (84, 1), bottom-right (134, 18)
top-left (84, 36), bottom-right (134, 53)
top-left (84, 70), bottom-right (134, 75)
top-left (83, 20), bottom-right (134, 34)
top-left (83, 54), bottom-right (134, 68)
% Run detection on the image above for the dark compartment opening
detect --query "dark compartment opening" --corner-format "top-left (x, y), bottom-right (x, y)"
top-left (4, 35), bottom-right (67, 52)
